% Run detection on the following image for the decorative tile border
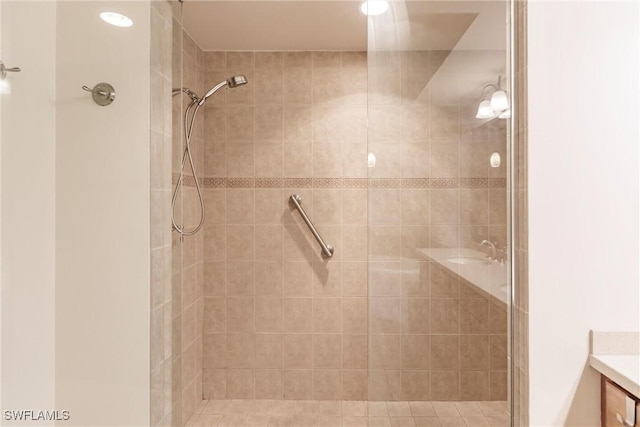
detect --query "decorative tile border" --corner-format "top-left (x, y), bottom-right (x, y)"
top-left (174, 175), bottom-right (508, 189)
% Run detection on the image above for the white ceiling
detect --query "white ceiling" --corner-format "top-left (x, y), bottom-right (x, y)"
top-left (182, 1), bottom-right (507, 52)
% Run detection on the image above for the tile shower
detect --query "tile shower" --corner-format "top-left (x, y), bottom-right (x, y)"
top-left (168, 5), bottom-right (511, 426)
top-left (189, 49), bottom-right (508, 402)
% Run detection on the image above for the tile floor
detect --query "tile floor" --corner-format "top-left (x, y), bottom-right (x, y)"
top-left (185, 399), bottom-right (510, 427)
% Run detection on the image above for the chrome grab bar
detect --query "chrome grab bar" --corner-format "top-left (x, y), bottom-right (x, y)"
top-left (289, 194), bottom-right (334, 258)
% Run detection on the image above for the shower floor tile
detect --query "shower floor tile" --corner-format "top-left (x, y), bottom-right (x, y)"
top-left (186, 400), bottom-right (509, 427)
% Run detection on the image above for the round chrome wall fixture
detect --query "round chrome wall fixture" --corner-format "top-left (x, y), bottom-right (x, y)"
top-left (82, 83), bottom-right (116, 106)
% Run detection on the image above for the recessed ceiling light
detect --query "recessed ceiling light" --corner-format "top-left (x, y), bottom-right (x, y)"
top-left (100, 12), bottom-right (133, 28)
top-left (360, 0), bottom-right (389, 16)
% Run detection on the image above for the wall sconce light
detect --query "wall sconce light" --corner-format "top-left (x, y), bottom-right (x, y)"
top-left (476, 76), bottom-right (510, 120)
top-left (490, 152), bottom-right (501, 168)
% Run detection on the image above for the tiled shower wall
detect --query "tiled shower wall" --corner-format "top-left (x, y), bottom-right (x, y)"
top-left (200, 51), bottom-right (370, 401)
top-left (171, 26), bottom-right (206, 425)
top-left (513, 0), bottom-right (530, 424)
top-left (198, 50), bottom-right (509, 401)
top-left (150, 2), bottom-right (173, 425)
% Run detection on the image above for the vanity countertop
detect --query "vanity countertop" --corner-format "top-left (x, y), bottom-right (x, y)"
top-left (417, 247), bottom-right (508, 303)
top-left (589, 354), bottom-right (640, 398)
top-left (588, 331), bottom-right (640, 398)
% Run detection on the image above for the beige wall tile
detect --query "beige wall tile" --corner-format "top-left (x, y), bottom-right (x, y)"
top-left (284, 68), bottom-right (312, 104)
top-left (284, 262), bottom-right (313, 297)
top-left (226, 333), bottom-right (255, 368)
top-left (371, 334), bottom-right (401, 369)
top-left (369, 370), bottom-right (401, 401)
top-left (255, 142), bottom-right (284, 177)
top-left (459, 298), bottom-right (489, 333)
top-left (227, 297), bottom-right (255, 332)
top-left (460, 371), bottom-right (489, 401)
top-left (313, 370), bottom-right (342, 400)
top-left (226, 225), bottom-right (254, 260)
top-left (401, 371), bottom-right (431, 401)
top-left (204, 297), bottom-right (225, 332)
top-left (401, 298), bottom-right (430, 333)
top-left (284, 334), bottom-right (313, 368)
top-left (256, 333), bottom-right (284, 369)
top-left (460, 335), bottom-right (489, 371)
top-left (255, 297), bottom-right (284, 332)
top-left (342, 262), bottom-right (368, 297)
top-left (342, 141), bottom-right (368, 177)
top-left (226, 261), bottom-right (255, 296)
top-left (226, 369), bottom-right (254, 398)
top-left (284, 370), bottom-right (313, 399)
top-left (342, 370), bottom-right (368, 400)
top-left (255, 189), bottom-right (285, 224)
top-left (430, 335), bottom-right (460, 371)
top-left (370, 297), bottom-right (401, 333)
top-left (312, 261), bottom-right (342, 297)
top-left (255, 225), bottom-right (284, 261)
top-left (313, 334), bottom-right (342, 368)
top-left (255, 68), bottom-right (284, 105)
top-left (283, 140), bottom-right (312, 177)
top-left (342, 298), bottom-right (367, 333)
top-left (255, 105), bottom-right (284, 141)
top-left (255, 261), bottom-right (283, 296)
top-left (342, 226), bottom-right (368, 261)
top-left (430, 299), bottom-right (460, 334)
top-left (226, 107), bottom-right (255, 140)
top-left (313, 298), bottom-right (342, 333)
top-left (226, 142), bottom-right (254, 176)
top-left (430, 371), bottom-right (460, 401)
top-left (343, 334), bottom-right (367, 369)
top-left (401, 335), bottom-right (430, 370)
top-left (255, 369), bottom-right (284, 399)
top-left (284, 105), bottom-right (312, 141)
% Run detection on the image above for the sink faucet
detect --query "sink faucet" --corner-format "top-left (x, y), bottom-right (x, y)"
top-left (480, 240), bottom-right (497, 260)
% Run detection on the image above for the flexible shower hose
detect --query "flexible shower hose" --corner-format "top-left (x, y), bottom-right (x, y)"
top-left (170, 99), bottom-right (205, 236)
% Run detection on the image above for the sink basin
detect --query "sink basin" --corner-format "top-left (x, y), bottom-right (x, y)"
top-left (447, 256), bottom-right (492, 265)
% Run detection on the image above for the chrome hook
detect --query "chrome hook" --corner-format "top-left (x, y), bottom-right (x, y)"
top-left (0, 61), bottom-right (21, 80)
top-left (82, 82), bottom-right (116, 106)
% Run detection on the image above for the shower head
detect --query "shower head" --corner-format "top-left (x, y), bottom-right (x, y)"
top-left (198, 75), bottom-right (248, 106)
top-left (228, 75), bottom-right (248, 88)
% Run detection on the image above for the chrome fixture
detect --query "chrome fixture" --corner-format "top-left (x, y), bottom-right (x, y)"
top-left (171, 75), bottom-right (248, 237)
top-left (0, 61), bottom-right (21, 79)
top-left (172, 87), bottom-right (199, 102)
top-left (198, 75), bottom-right (247, 106)
top-left (480, 239), bottom-right (497, 260)
top-left (476, 76), bottom-right (510, 120)
top-left (0, 61), bottom-right (21, 94)
top-left (289, 194), bottom-right (334, 258)
top-left (82, 82), bottom-right (116, 106)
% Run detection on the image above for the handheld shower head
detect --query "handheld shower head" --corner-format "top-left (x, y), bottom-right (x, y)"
top-left (198, 75), bottom-right (248, 106)
top-left (228, 75), bottom-right (248, 88)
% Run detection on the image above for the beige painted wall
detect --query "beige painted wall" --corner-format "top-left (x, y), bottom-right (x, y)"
top-left (528, 1), bottom-right (640, 425)
top-left (55, 2), bottom-right (151, 425)
top-left (0, 1), bottom-right (56, 420)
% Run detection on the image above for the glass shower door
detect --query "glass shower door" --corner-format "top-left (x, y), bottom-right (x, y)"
top-left (366, 0), bottom-right (512, 422)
